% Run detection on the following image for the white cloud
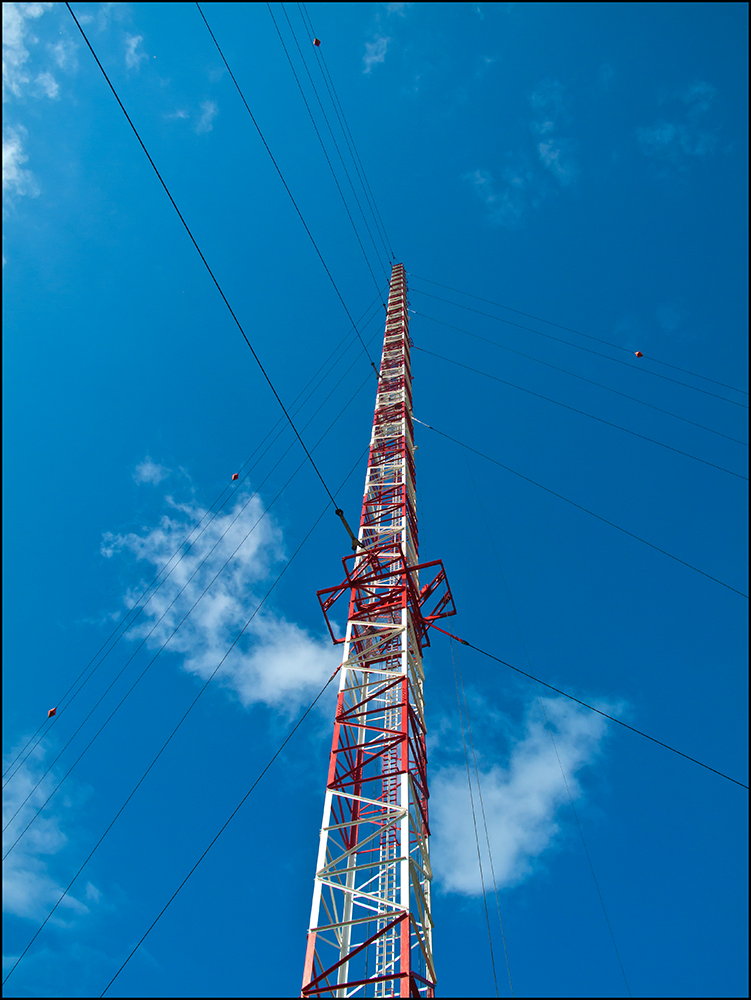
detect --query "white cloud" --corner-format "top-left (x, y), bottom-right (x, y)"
top-left (363, 35), bottom-right (390, 75)
top-left (637, 80), bottom-right (720, 166)
top-left (74, 2), bottom-right (123, 31)
top-left (637, 120), bottom-right (717, 160)
top-left (133, 457), bottom-right (170, 485)
top-left (95, 3), bottom-right (121, 31)
top-left (468, 78), bottom-right (579, 226)
top-left (49, 37), bottom-right (78, 74)
top-left (101, 486), bottom-right (338, 712)
top-left (34, 69), bottom-right (58, 98)
top-left (3, 744), bottom-right (95, 923)
top-left (3, 124), bottom-right (38, 198)
top-left (385, 2), bottom-right (412, 14)
top-left (681, 80), bottom-right (717, 116)
top-left (431, 696), bottom-right (609, 894)
top-left (84, 881), bottom-right (101, 904)
top-left (465, 166), bottom-right (538, 229)
top-left (2, 2), bottom-right (54, 100)
top-left (196, 100), bottom-right (218, 134)
top-left (529, 79), bottom-right (579, 186)
top-left (536, 136), bottom-right (579, 186)
top-left (124, 33), bottom-right (147, 71)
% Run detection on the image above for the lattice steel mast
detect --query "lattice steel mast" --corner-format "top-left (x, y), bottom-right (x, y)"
top-left (302, 264), bottom-right (456, 998)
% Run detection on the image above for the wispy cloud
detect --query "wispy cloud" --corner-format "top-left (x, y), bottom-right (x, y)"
top-left (363, 35), bottom-right (390, 75)
top-left (529, 79), bottom-right (579, 186)
top-left (529, 78), bottom-right (566, 118)
top-left (34, 69), bottom-right (58, 99)
top-left (362, 3), bottom-right (414, 76)
top-left (48, 36), bottom-right (78, 74)
top-left (2, 4), bottom-right (74, 214)
top-left (101, 485), bottom-right (337, 712)
top-left (535, 136), bottom-right (579, 186)
top-left (2, 2), bottom-right (55, 100)
top-left (464, 166), bottom-right (538, 229)
top-left (637, 80), bottom-right (720, 168)
top-left (133, 457), bottom-right (170, 485)
top-left (467, 78), bottom-right (579, 227)
top-left (124, 33), bottom-right (147, 71)
top-left (2, 125), bottom-right (39, 199)
top-left (3, 744), bottom-right (96, 923)
top-left (431, 696), bottom-right (609, 894)
top-left (196, 100), bottom-right (218, 134)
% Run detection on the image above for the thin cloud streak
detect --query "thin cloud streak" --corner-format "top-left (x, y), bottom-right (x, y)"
top-left (529, 79), bottom-right (579, 186)
top-left (196, 99), bottom-right (218, 134)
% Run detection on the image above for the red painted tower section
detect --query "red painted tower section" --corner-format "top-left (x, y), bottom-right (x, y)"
top-left (301, 264), bottom-right (455, 998)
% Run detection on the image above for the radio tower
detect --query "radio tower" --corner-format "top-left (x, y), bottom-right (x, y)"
top-left (301, 264), bottom-right (456, 998)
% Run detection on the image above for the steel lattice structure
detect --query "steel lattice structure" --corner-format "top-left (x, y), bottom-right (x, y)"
top-left (301, 264), bottom-right (456, 998)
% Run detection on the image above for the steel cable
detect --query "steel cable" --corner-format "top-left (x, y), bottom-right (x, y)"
top-left (278, 3), bottom-right (390, 283)
top-left (453, 640), bottom-right (514, 997)
top-left (4, 359), bottom-right (376, 856)
top-left (413, 309), bottom-right (746, 447)
top-left (431, 626), bottom-right (748, 790)
top-left (450, 639), bottom-right (500, 998)
top-left (409, 273), bottom-right (749, 399)
top-left (411, 285), bottom-right (748, 409)
top-left (3, 443), bottom-right (368, 988)
top-left (299, 3), bottom-right (395, 262)
top-left (193, 2), bottom-right (382, 382)
top-left (414, 344), bottom-right (747, 481)
top-left (267, 3), bottom-right (387, 294)
top-left (3, 291), bottom-right (385, 789)
top-left (533, 688), bottom-right (632, 996)
top-left (440, 378), bottom-right (631, 998)
top-left (414, 418), bottom-right (748, 599)
top-left (67, 2), bottom-right (371, 538)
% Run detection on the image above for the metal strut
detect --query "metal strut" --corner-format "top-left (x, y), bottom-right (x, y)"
top-left (336, 508), bottom-right (367, 552)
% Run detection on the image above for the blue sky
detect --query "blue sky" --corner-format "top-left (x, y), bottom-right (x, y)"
top-left (2, 3), bottom-right (748, 997)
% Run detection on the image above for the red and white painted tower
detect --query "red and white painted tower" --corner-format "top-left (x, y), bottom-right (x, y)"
top-left (302, 264), bottom-right (456, 998)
